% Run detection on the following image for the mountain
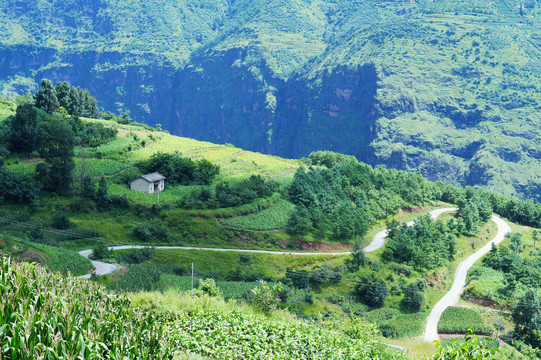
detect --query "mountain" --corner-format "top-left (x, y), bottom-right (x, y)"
top-left (1, 0), bottom-right (541, 199)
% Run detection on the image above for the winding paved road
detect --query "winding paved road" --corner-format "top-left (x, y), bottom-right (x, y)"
top-left (424, 214), bottom-right (511, 342)
top-left (78, 207), bottom-right (458, 278)
top-left (79, 207), bottom-right (511, 342)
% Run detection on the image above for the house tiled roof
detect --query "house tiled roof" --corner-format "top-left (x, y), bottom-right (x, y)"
top-left (140, 172), bottom-right (166, 182)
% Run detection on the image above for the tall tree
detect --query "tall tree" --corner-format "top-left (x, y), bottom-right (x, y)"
top-left (512, 289), bottom-right (541, 348)
top-left (9, 103), bottom-right (40, 154)
top-left (35, 117), bottom-right (75, 193)
top-left (54, 81), bottom-right (72, 111)
top-left (34, 79), bottom-right (59, 115)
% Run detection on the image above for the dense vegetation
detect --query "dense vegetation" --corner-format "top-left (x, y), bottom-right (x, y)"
top-left (1, 94), bottom-right (540, 358)
top-left (0, 257), bottom-right (169, 359)
top-left (2, 0), bottom-right (541, 201)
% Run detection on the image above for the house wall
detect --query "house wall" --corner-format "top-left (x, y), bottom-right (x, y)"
top-left (130, 178), bottom-right (151, 193)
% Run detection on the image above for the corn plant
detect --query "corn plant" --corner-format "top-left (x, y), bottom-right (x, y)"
top-left (0, 257), bottom-right (172, 359)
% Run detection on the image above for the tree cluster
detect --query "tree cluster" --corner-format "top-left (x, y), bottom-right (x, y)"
top-left (136, 152), bottom-right (220, 186)
top-left (382, 215), bottom-right (458, 270)
top-left (287, 154), bottom-right (441, 241)
top-left (35, 79), bottom-right (99, 118)
top-left (483, 239), bottom-right (541, 292)
top-left (179, 175), bottom-right (278, 209)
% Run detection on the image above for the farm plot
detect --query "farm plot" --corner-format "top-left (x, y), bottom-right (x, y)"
top-left (221, 199), bottom-right (295, 230)
top-left (438, 306), bottom-right (493, 335)
top-left (167, 308), bottom-right (401, 360)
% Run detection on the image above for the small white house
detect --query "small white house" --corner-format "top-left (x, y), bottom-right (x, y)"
top-left (130, 172), bottom-right (166, 194)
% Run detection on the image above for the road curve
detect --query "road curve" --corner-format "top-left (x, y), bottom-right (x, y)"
top-left (424, 214), bottom-right (511, 342)
top-left (78, 207), bottom-right (459, 278)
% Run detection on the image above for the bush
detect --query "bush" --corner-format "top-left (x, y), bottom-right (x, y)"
top-left (52, 211), bottom-right (72, 229)
top-left (198, 278), bottom-right (221, 297)
top-left (248, 281), bottom-right (284, 314)
top-left (400, 284), bottom-right (425, 312)
top-left (92, 242), bottom-right (112, 260)
top-left (432, 329), bottom-right (499, 359)
top-left (132, 222), bottom-right (173, 243)
top-left (353, 276), bottom-right (388, 308)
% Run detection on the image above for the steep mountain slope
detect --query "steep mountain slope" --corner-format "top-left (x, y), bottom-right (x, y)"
top-left (1, 0), bottom-right (540, 199)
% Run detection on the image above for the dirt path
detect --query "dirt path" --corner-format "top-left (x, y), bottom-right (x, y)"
top-left (424, 215), bottom-right (511, 342)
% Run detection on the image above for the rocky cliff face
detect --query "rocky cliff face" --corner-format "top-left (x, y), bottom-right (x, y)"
top-left (2, 0), bottom-right (541, 200)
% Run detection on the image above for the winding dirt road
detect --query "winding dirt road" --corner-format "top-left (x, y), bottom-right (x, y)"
top-left (424, 214), bottom-right (510, 342)
top-left (78, 207), bottom-right (458, 278)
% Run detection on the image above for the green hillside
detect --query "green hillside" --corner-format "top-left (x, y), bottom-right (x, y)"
top-left (1, 0), bottom-right (540, 200)
top-left (1, 104), bottom-right (538, 357)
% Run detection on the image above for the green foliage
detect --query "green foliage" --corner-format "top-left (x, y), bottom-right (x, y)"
top-left (248, 281), bottom-right (284, 314)
top-left (34, 79), bottom-right (59, 115)
top-left (221, 199), bottom-right (295, 230)
top-left (353, 275), bottom-right (388, 309)
top-left (92, 242), bottom-right (112, 260)
top-left (383, 215), bottom-right (458, 270)
top-left (132, 222), bottom-right (173, 243)
top-left (432, 329), bottom-right (499, 360)
top-left (155, 275), bottom-right (259, 300)
top-left (0, 168), bottom-right (38, 204)
top-left (483, 241), bottom-right (541, 290)
top-left (198, 278), bottom-right (221, 297)
top-left (8, 103), bottom-right (40, 154)
top-left (512, 289), bottom-right (541, 348)
top-left (307, 151), bottom-right (357, 168)
top-left (438, 307), bottom-right (493, 335)
top-left (346, 237), bottom-right (365, 271)
top-left (464, 265), bottom-right (505, 302)
top-left (400, 283), bottom-right (425, 312)
top-left (114, 247), bottom-right (154, 264)
top-left (108, 264), bottom-right (166, 292)
top-left (137, 151), bottom-right (220, 186)
top-left (35, 116), bottom-right (76, 193)
top-left (0, 257), bottom-right (170, 359)
top-left (52, 211), bottom-right (72, 230)
top-left (167, 308), bottom-right (402, 359)
top-left (378, 313), bottom-right (425, 339)
top-left (215, 175), bottom-right (278, 208)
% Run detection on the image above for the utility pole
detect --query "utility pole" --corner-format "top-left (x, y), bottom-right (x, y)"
top-left (191, 262), bottom-right (194, 298)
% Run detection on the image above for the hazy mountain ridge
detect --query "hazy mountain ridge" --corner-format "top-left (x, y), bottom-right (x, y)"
top-left (1, 0), bottom-right (540, 199)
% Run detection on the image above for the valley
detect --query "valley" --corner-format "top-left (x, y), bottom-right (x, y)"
top-left (2, 93), bottom-right (540, 357)
top-left (1, 1), bottom-right (541, 357)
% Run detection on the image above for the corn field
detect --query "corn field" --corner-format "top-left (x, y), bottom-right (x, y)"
top-left (0, 257), bottom-right (171, 359)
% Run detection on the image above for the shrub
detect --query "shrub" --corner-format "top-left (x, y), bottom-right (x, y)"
top-left (52, 211), bottom-right (71, 229)
top-left (400, 284), bottom-right (425, 312)
top-left (248, 281), bottom-right (284, 314)
top-left (132, 222), bottom-right (173, 243)
top-left (353, 276), bottom-right (388, 308)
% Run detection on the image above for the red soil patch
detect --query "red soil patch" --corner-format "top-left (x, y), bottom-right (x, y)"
top-left (463, 295), bottom-right (502, 310)
top-left (427, 273), bottom-right (445, 291)
top-left (401, 206), bottom-right (427, 214)
top-left (290, 240), bottom-right (353, 252)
